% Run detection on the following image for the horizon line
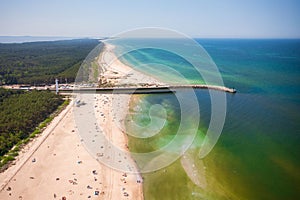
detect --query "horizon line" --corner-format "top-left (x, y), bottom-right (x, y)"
top-left (0, 35), bottom-right (299, 44)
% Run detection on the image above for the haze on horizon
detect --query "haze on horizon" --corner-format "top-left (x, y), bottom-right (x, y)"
top-left (0, 0), bottom-right (299, 39)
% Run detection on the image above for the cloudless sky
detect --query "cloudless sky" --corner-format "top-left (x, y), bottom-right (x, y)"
top-left (0, 0), bottom-right (299, 38)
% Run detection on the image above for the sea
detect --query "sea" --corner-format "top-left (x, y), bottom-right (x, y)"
top-left (110, 38), bottom-right (300, 199)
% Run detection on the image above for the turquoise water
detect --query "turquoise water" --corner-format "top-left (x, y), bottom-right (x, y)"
top-left (113, 39), bottom-right (300, 199)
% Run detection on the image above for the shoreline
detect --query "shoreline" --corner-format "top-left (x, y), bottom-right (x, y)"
top-left (0, 41), bottom-right (234, 199)
top-left (98, 43), bottom-right (164, 87)
top-left (98, 42), bottom-right (234, 200)
top-left (0, 42), bottom-right (145, 199)
top-left (97, 42), bottom-right (236, 93)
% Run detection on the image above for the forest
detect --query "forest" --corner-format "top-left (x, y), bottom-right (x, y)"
top-left (0, 88), bottom-right (65, 161)
top-left (0, 39), bottom-right (100, 85)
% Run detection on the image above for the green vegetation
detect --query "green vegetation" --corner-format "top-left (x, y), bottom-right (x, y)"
top-left (0, 88), bottom-right (66, 167)
top-left (0, 87), bottom-right (23, 102)
top-left (0, 39), bottom-right (100, 85)
top-left (92, 61), bottom-right (100, 81)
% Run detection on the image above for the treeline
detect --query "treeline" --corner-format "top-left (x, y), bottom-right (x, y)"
top-left (0, 88), bottom-right (64, 157)
top-left (0, 39), bottom-right (100, 85)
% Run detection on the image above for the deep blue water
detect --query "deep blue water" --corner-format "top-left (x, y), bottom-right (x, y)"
top-left (112, 39), bottom-right (300, 199)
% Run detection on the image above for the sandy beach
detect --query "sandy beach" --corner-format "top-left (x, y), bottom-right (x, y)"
top-left (98, 43), bottom-right (164, 87)
top-left (0, 42), bottom-right (156, 200)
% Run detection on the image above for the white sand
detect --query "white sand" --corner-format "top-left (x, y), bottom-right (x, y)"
top-left (0, 42), bottom-right (153, 200)
top-left (98, 43), bottom-right (164, 87)
top-left (0, 97), bottom-right (143, 199)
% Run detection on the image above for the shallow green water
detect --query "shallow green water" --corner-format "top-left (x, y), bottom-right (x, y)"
top-left (117, 39), bottom-right (300, 199)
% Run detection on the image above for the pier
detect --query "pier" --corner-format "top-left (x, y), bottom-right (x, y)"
top-left (55, 84), bottom-right (236, 94)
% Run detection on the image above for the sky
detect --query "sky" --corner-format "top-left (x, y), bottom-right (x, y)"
top-left (0, 0), bottom-right (299, 38)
